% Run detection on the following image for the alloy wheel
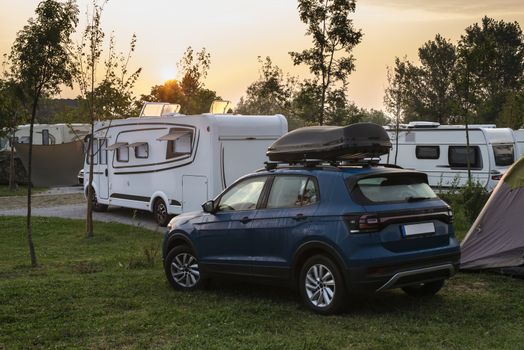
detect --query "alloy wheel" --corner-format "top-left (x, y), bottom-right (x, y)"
top-left (304, 263), bottom-right (336, 307)
top-left (170, 252), bottom-right (200, 288)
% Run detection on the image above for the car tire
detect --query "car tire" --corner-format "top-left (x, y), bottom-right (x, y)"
top-left (299, 255), bottom-right (347, 315)
top-left (402, 279), bottom-right (445, 297)
top-left (154, 198), bottom-right (170, 227)
top-left (89, 188), bottom-right (108, 212)
top-left (164, 245), bottom-right (206, 291)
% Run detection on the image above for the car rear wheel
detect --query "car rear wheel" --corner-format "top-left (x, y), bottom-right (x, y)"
top-left (299, 255), bottom-right (346, 314)
top-left (154, 198), bottom-right (170, 226)
top-left (402, 279), bottom-right (445, 297)
top-left (164, 246), bottom-right (205, 291)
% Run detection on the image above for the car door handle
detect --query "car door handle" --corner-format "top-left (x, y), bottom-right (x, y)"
top-left (293, 214), bottom-right (307, 221)
top-left (240, 216), bottom-right (252, 224)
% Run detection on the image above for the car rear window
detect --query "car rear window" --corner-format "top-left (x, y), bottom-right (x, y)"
top-left (349, 173), bottom-right (438, 204)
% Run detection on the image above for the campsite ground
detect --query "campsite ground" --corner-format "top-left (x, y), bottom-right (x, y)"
top-left (1, 217), bottom-right (523, 349)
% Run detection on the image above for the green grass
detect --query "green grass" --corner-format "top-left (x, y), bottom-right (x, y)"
top-left (1, 217), bottom-right (524, 349)
top-left (0, 185), bottom-right (46, 197)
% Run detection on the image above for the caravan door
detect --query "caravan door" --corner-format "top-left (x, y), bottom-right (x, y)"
top-left (182, 175), bottom-right (208, 212)
top-left (98, 138), bottom-right (109, 199)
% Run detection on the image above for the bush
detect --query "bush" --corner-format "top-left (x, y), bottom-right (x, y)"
top-left (438, 181), bottom-right (490, 238)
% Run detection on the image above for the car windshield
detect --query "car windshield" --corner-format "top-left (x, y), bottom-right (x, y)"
top-left (350, 173), bottom-right (437, 204)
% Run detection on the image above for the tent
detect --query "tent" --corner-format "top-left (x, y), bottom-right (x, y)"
top-left (460, 156), bottom-right (524, 274)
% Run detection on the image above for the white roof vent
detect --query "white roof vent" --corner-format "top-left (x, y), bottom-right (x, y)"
top-left (139, 102), bottom-right (181, 117)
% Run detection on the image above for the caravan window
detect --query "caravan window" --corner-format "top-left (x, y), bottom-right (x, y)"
top-left (99, 139), bottom-right (107, 165)
top-left (87, 138), bottom-right (99, 165)
top-left (416, 146), bottom-right (440, 159)
top-left (117, 146), bottom-right (129, 162)
top-left (493, 144), bottom-right (514, 166)
top-left (135, 143), bottom-right (149, 159)
top-left (448, 146), bottom-right (482, 169)
top-left (165, 128), bottom-right (193, 159)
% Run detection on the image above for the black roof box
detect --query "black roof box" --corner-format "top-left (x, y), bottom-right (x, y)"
top-left (266, 123), bottom-right (391, 162)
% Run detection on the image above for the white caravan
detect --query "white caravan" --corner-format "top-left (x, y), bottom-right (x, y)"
top-left (84, 111), bottom-right (287, 225)
top-left (381, 122), bottom-right (516, 191)
top-left (0, 123), bottom-right (90, 152)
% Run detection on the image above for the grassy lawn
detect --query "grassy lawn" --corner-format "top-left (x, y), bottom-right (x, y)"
top-left (0, 185), bottom-right (47, 197)
top-left (1, 217), bottom-right (524, 349)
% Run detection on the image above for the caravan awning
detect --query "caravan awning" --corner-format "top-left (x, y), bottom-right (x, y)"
top-left (107, 142), bottom-right (128, 150)
top-left (157, 131), bottom-right (191, 141)
top-left (128, 141), bottom-right (148, 148)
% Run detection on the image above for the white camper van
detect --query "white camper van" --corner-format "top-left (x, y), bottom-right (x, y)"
top-left (381, 122), bottom-right (516, 191)
top-left (0, 123), bottom-right (90, 152)
top-left (84, 111), bottom-right (288, 225)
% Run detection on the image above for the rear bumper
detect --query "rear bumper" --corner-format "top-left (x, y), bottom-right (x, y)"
top-left (343, 251), bottom-right (460, 293)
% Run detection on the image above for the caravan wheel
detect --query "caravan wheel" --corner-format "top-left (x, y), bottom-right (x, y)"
top-left (154, 198), bottom-right (170, 227)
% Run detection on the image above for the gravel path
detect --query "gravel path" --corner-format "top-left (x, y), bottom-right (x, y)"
top-left (0, 187), bottom-right (162, 232)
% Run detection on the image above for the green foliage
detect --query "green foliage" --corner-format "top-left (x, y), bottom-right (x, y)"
top-left (290, 0), bottom-right (362, 125)
top-left (438, 181), bottom-right (490, 235)
top-left (143, 47), bottom-right (218, 114)
top-left (499, 90), bottom-right (524, 129)
top-left (386, 17), bottom-right (524, 126)
top-left (73, 2), bottom-right (142, 120)
top-left (8, 0), bottom-right (79, 99)
top-left (236, 56), bottom-right (296, 116)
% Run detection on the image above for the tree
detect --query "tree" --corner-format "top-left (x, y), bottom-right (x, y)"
top-left (499, 91), bottom-right (524, 129)
top-left (290, 0), bottom-right (362, 125)
top-left (0, 79), bottom-right (28, 190)
top-left (415, 35), bottom-right (458, 124)
top-left (458, 17), bottom-right (524, 123)
top-left (384, 57), bottom-right (411, 164)
top-left (73, 0), bottom-right (141, 237)
top-left (144, 47), bottom-right (217, 114)
top-left (236, 56), bottom-right (296, 115)
top-left (7, 0), bottom-right (78, 266)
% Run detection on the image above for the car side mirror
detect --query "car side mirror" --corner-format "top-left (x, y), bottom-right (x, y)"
top-left (202, 200), bottom-right (216, 213)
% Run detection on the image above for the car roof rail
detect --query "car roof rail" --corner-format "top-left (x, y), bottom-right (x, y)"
top-left (261, 159), bottom-right (388, 172)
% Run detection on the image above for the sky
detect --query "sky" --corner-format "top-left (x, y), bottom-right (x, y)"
top-left (1, 0), bottom-right (524, 112)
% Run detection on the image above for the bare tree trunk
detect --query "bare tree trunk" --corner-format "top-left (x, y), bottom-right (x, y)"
top-left (86, 56), bottom-right (96, 238)
top-left (26, 99), bottom-right (38, 267)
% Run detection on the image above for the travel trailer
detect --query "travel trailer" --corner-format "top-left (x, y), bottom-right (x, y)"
top-left (84, 108), bottom-right (288, 225)
top-left (380, 122), bottom-right (516, 191)
top-left (0, 123), bottom-right (90, 152)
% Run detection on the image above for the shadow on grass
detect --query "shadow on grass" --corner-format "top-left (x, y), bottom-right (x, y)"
top-left (193, 277), bottom-right (447, 316)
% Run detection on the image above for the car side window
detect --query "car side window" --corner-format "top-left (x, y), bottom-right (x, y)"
top-left (218, 176), bottom-right (267, 212)
top-left (266, 176), bottom-right (318, 209)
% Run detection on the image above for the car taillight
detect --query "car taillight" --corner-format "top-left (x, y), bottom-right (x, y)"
top-left (447, 208), bottom-right (454, 224)
top-left (344, 213), bottom-right (380, 233)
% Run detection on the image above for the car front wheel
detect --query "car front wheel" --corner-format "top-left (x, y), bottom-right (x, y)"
top-left (299, 255), bottom-right (346, 314)
top-left (164, 246), bottom-right (205, 291)
top-left (402, 279), bottom-right (445, 297)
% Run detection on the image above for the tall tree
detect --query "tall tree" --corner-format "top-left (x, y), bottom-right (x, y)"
top-left (73, 0), bottom-right (141, 237)
top-left (290, 0), bottom-right (362, 125)
top-left (416, 35), bottom-right (458, 124)
top-left (458, 16), bottom-right (524, 123)
top-left (7, 0), bottom-right (78, 266)
top-left (236, 56), bottom-right (296, 116)
top-left (384, 57), bottom-right (411, 164)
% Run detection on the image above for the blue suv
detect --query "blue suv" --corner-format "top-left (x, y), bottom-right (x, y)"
top-left (162, 163), bottom-right (460, 314)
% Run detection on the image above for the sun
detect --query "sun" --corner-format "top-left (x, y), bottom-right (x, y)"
top-left (159, 66), bottom-right (178, 83)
